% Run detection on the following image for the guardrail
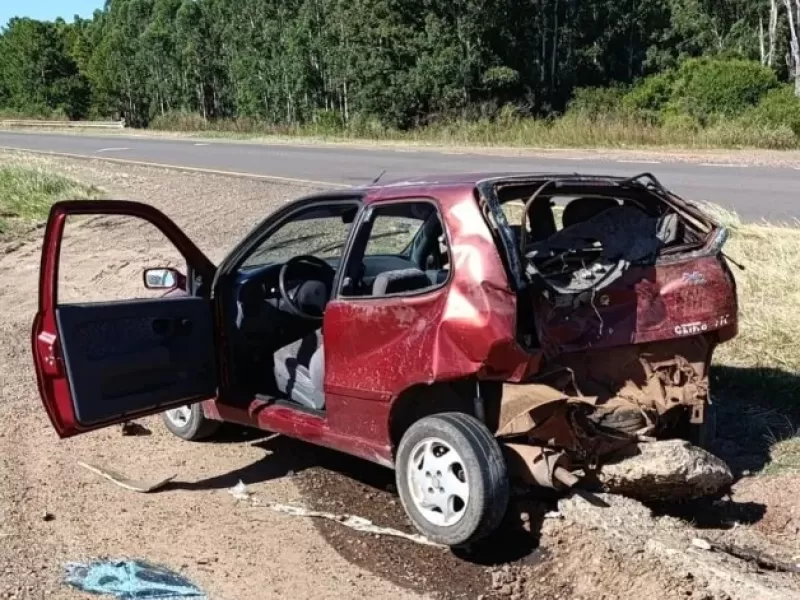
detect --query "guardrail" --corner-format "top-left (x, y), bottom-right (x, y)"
top-left (0, 119), bottom-right (126, 129)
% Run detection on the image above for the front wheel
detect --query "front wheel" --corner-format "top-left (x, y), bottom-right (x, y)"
top-left (395, 412), bottom-right (509, 547)
top-left (163, 404), bottom-right (221, 441)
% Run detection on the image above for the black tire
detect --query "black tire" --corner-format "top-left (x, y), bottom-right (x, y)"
top-left (395, 412), bottom-right (509, 547)
top-left (162, 404), bottom-right (221, 441)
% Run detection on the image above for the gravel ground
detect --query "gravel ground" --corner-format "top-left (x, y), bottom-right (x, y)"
top-left (0, 151), bottom-right (797, 600)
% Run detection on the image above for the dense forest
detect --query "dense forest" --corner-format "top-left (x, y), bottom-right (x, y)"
top-left (0, 0), bottom-right (799, 142)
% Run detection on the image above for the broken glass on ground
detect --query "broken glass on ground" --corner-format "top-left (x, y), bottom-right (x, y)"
top-left (64, 559), bottom-right (205, 599)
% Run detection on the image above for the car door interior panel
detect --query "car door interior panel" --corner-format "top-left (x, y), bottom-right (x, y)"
top-left (55, 297), bottom-right (216, 425)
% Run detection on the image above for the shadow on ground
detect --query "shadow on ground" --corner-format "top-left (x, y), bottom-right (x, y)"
top-left (162, 430), bottom-right (551, 598)
top-left (648, 364), bottom-right (799, 530)
top-left (648, 496), bottom-right (767, 529)
top-left (710, 364), bottom-right (800, 476)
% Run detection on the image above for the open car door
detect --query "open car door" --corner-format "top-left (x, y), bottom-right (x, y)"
top-left (32, 200), bottom-right (218, 438)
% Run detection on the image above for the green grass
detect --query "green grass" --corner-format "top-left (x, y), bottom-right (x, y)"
top-left (767, 437), bottom-right (800, 474)
top-left (147, 111), bottom-right (800, 151)
top-left (0, 166), bottom-right (101, 238)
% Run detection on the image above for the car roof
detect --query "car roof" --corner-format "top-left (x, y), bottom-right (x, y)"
top-left (299, 171), bottom-right (665, 207)
top-left (362, 171), bottom-right (638, 190)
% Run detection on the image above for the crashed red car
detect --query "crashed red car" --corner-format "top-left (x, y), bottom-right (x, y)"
top-left (31, 172), bottom-right (738, 547)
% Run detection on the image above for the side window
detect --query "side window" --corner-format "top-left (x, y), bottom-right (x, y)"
top-left (341, 200), bottom-right (450, 298)
top-left (364, 214), bottom-right (423, 256)
top-left (240, 203), bottom-right (358, 271)
top-left (58, 214), bottom-right (187, 304)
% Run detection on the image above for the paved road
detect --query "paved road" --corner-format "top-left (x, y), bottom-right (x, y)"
top-left (1, 131), bottom-right (798, 222)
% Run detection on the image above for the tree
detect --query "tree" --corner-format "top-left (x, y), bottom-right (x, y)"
top-left (0, 0), bottom-right (798, 124)
top-left (0, 18), bottom-right (90, 118)
top-left (785, 0), bottom-right (800, 95)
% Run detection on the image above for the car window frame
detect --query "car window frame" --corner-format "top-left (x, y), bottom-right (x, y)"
top-left (213, 195), bottom-right (364, 282)
top-left (238, 204), bottom-right (360, 272)
top-left (334, 197), bottom-right (453, 301)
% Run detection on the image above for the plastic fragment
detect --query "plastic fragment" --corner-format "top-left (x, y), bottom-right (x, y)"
top-left (64, 559), bottom-right (205, 599)
top-left (692, 538), bottom-right (713, 551)
top-left (228, 480), bottom-right (252, 501)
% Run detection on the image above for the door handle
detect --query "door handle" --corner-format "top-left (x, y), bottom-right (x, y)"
top-left (151, 318), bottom-right (173, 336)
top-left (152, 317), bottom-right (193, 337)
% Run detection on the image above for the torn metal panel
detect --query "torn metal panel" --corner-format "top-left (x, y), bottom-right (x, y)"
top-left (495, 335), bottom-right (717, 474)
top-left (552, 334), bottom-right (713, 424)
top-left (497, 384), bottom-right (568, 437)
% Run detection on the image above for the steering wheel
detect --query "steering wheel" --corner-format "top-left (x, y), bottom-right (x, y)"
top-left (278, 255), bottom-right (336, 320)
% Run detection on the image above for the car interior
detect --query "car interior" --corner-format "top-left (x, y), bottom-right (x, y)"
top-left (491, 179), bottom-right (707, 350)
top-left (496, 182), bottom-right (697, 293)
top-left (229, 200), bottom-right (451, 412)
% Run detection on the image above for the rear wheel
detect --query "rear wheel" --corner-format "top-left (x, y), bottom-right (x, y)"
top-left (163, 404), bottom-right (221, 441)
top-left (395, 412), bottom-right (509, 547)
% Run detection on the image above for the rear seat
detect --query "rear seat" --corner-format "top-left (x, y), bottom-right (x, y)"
top-left (371, 268), bottom-right (433, 296)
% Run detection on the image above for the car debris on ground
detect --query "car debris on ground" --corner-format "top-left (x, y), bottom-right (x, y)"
top-left (64, 559), bottom-right (205, 599)
top-left (77, 462), bottom-right (176, 493)
top-left (229, 480), bottom-right (444, 547)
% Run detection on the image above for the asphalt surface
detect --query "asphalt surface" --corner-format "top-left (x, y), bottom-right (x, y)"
top-left (0, 131), bottom-right (798, 222)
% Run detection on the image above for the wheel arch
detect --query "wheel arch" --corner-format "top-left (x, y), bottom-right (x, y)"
top-left (387, 379), bottom-right (503, 457)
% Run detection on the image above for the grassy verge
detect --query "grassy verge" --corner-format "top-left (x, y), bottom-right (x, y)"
top-left (147, 112), bottom-right (800, 151)
top-left (709, 213), bottom-right (800, 475)
top-left (0, 165), bottom-right (101, 238)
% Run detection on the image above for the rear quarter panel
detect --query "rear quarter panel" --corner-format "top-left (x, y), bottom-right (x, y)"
top-left (534, 253), bottom-right (738, 356)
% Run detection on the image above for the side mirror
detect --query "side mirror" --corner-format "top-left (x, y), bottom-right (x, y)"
top-left (143, 268), bottom-right (180, 290)
top-left (341, 206), bottom-right (358, 224)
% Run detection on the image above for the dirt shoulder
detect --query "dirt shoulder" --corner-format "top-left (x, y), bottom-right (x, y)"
top-left (4, 126), bottom-right (800, 169)
top-left (0, 151), bottom-right (797, 600)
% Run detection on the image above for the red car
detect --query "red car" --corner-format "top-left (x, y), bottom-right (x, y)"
top-left (31, 172), bottom-right (737, 547)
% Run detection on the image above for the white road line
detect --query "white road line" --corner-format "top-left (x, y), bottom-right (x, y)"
top-left (699, 162), bottom-right (748, 168)
top-left (0, 146), bottom-right (347, 188)
top-left (562, 157), bottom-right (587, 161)
top-left (194, 143), bottom-right (210, 147)
top-left (95, 147), bottom-right (131, 153)
top-left (616, 159), bottom-right (661, 164)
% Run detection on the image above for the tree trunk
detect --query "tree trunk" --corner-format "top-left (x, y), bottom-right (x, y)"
top-left (551, 0), bottom-right (559, 92)
top-left (343, 78), bottom-right (349, 123)
top-left (785, 0), bottom-right (800, 97)
top-left (768, 0), bottom-right (779, 67)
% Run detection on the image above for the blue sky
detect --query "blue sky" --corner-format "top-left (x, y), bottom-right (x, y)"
top-left (1, 1), bottom-right (104, 28)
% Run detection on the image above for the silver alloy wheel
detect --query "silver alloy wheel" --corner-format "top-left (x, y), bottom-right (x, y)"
top-left (406, 437), bottom-right (470, 527)
top-left (165, 406), bottom-right (193, 428)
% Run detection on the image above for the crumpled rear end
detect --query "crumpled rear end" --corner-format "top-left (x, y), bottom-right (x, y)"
top-left (478, 174), bottom-right (739, 493)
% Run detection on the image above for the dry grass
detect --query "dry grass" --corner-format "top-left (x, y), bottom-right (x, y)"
top-left (709, 212), bottom-right (800, 474)
top-left (149, 111), bottom-right (800, 151)
top-left (718, 225), bottom-right (800, 371)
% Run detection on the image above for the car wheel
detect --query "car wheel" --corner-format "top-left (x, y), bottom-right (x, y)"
top-left (395, 412), bottom-right (509, 547)
top-left (162, 404), bottom-right (221, 441)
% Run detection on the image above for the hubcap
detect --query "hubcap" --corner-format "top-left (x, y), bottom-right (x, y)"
top-left (165, 406), bottom-right (193, 428)
top-left (406, 437), bottom-right (469, 527)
